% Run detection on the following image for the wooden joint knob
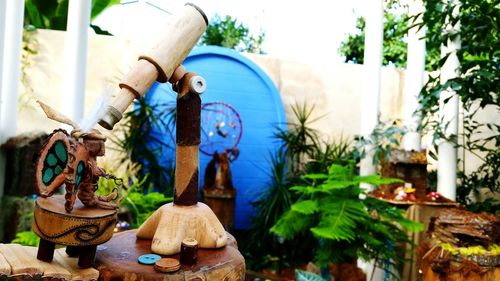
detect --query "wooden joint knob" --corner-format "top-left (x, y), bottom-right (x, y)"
top-left (188, 76), bottom-right (206, 94)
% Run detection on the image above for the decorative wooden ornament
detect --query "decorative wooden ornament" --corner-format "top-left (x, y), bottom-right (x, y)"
top-left (35, 130), bottom-right (71, 197)
top-left (154, 258), bottom-right (181, 273)
top-left (32, 195), bottom-right (117, 267)
top-left (136, 72), bottom-right (227, 255)
top-left (180, 238), bottom-right (198, 265)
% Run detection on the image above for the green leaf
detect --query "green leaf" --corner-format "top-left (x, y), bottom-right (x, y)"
top-left (311, 200), bottom-right (367, 241)
top-left (291, 200), bottom-right (319, 215)
top-left (91, 0), bottom-right (120, 20)
top-left (270, 210), bottom-right (313, 239)
top-left (328, 164), bottom-right (350, 177)
top-left (354, 175), bottom-right (403, 186)
top-left (295, 269), bottom-right (326, 281)
top-left (302, 173), bottom-right (328, 180)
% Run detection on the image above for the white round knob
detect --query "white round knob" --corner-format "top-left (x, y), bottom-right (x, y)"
top-left (189, 76), bottom-right (206, 94)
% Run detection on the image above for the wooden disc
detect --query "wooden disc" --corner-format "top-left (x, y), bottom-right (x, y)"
top-left (154, 258), bottom-right (180, 273)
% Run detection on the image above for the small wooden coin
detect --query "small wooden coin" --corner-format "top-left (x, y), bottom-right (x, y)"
top-left (154, 258), bottom-right (180, 273)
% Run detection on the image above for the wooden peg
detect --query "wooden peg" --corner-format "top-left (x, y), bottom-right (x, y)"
top-left (180, 238), bottom-right (198, 265)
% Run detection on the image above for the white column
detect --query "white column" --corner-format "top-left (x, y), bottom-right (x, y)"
top-left (360, 0), bottom-right (383, 188)
top-left (0, 0), bottom-right (7, 120)
top-left (0, 0), bottom-right (25, 197)
top-left (402, 0), bottom-right (426, 151)
top-left (438, 0), bottom-right (461, 200)
top-left (0, 0), bottom-right (7, 199)
top-left (62, 0), bottom-right (92, 124)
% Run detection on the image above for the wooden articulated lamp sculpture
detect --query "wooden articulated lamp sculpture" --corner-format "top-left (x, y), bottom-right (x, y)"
top-left (98, 3), bottom-right (227, 255)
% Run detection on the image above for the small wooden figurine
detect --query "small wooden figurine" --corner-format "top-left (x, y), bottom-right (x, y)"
top-left (32, 102), bottom-right (122, 268)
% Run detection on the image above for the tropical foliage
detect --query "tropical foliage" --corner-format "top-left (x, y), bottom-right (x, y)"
top-left (24, 0), bottom-right (119, 34)
top-left (109, 98), bottom-right (176, 195)
top-left (271, 162), bottom-right (423, 269)
top-left (242, 103), bottom-right (355, 271)
top-left (200, 14), bottom-right (265, 53)
top-left (417, 0), bottom-right (499, 211)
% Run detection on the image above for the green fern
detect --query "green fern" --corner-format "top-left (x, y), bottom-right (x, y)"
top-left (271, 163), bottom-right (423, 268)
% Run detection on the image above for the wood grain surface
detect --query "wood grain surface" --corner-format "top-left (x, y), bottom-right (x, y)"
top-left (32, 195), bottom-right (117, 246)
top-left (0, 245), bottom-right (99, 280)
top-left (96, 229), bottom-right (245, 281)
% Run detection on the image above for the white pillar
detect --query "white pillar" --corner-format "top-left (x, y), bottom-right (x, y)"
top-left (62, 0), bottom-right (92, 124)
top-left (360, 0), bottom-right (383, 187)
top-left (0, 0), bottom-right (25, 197)
top-left (0, 0), bottom-right (7, 199)
top-left (402, 0), bottom-right (426, 151)
top-left (438, 0), bottom-right (461, 200)
top-left (0, 0), bottom-right (7, 119)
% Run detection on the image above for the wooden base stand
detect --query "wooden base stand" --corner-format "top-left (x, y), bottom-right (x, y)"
top-left (136, 202), bottom-right (227, 255)
top-left (32, 195), bottom-right (117, 268)
top-left (96, 229), bottom-right (245, 281)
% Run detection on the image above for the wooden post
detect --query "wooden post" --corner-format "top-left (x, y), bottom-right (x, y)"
top-left (136, 73), bottom-right (226, 255)
top-left (174, 72), bottom-right (201, 206)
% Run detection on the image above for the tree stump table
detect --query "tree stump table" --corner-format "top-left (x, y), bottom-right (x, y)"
top-left (95, 230), bottom-right (245, 281)
top-left (32, 195), bottom-right (117, 268)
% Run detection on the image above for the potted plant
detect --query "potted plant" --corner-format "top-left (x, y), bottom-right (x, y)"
top-left (271, 162), bottom-right (423, 280)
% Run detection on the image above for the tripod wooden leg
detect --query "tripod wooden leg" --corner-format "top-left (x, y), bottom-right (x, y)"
top-left (37, 239), bottom-right (55, 262)
top-left (78, 245), bottom-right (97, 268)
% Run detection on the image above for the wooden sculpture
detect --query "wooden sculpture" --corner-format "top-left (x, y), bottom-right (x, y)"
top-left (32, 101), bottom-right (122, 268)
top-left (95, 3), bottom-right (227, 256)
top-left (135, 71), bottom-right (227, 255)
top-left (35, 101), bottom-right (122, 213)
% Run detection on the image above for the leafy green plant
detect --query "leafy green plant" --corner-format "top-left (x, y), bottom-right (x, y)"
top-left (416, 0), bottom-right (499, 210)
top-left (11, 231), bottom-right (40, 246)
top-left (97, 171), bottom-right (172, 228)
top-left (122, 179), bottom-right (172, 228)
top-left (338, 1), bottom-right (441, 69)
top-left (242, 149), bottom-right (315, 271)
top-left (274, 103), bottom-right (322, 175)
top-left (354, 119), bottom-right (407, 165)
top-left (243, 103), bottom-right (354, 271)
top-left (24, 0), bottom-right (119, 35)
top-left (109, 98), bottom-right (176, 195)
top-left (200, 14), bottom-right (265, 54)
top-left (271, 162), bottom-right (423, 271)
